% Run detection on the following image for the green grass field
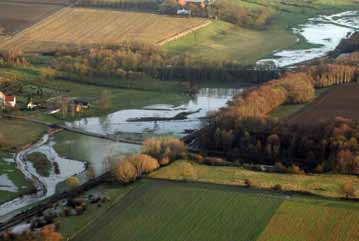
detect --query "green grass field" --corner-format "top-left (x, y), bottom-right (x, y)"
top-left (0, 118), bottom-right (47, 151)
top-left (72, 180), bottom-right (282, 241)
top-left (60, 179), bottom-right (359, 241)
top-left (150, 160), bottom-right (359, 198)
top-left (164, 0), bottom-right (359, 64)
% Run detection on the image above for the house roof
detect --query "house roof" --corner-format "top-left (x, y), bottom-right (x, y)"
top-left (5, 95), bottom-right (15, 102)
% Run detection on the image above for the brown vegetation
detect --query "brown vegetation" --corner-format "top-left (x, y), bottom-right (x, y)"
top-left (112, 160), bottom-right (139, 183)
top-left (142, 137), bottom-right (186, 164)
top-left (288, 83), bottom-right (359, 124)
top-left (0, 224), bottom-right (63, 241)
top-left (200, 116), bottom-right (359, 175)
top-left (66, 176), bottom-right (80, 187)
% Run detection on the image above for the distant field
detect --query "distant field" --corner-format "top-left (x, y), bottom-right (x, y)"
top-left (0, 2), bottom-right (62, 35)
top-left (287, 83), bottom-right (359, 124)
top-left (0, 7), bottom-right (210, 52)
top-left (150, 160), bottom-right (359, 198)
top-left (64, 179), bottom-right (359, 241)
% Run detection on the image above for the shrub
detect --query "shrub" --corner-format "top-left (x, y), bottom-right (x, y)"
top-left (142, 137), bottom-right (186, 164)
top-left (244, 179), bottom-right (253, 188)
top-left (342, 182), bottom-right (356, 198)
top-left (112, 160), bottom-right (139, 183)
top-left (27, 152), bottom-right (52, 177)
top-left (289, 164), bottom-right (305, 175)
top-left (188, 153), bottom-right (204, 163)
top-left (272, 184), bottom-right (282, 191)
top-left (66, 176), bottom-right (80, 187)
top-left (202, 157), bottom-right (227, 166)
top-left (128, 154), bottom-right (160, 174)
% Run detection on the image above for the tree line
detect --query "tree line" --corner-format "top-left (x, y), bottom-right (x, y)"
top-left (197, 51), bottom-right (359, 175)
top-left (77, 0), bottom-right (274, 29)
top-left (199, 116), bottom-right (359, 175)
top-left (51, 42), bottom-right (278, 84)
top-left (0, 49), bottom-right (28, 66)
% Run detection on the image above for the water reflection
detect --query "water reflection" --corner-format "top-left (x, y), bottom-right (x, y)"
top-left (67, 88), bottom-right (244, 137)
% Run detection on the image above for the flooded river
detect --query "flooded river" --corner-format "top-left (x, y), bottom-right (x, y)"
top-left (260, 11), bottom-right (359, 67)
top-left (1, 10), bottom-right (359, 221)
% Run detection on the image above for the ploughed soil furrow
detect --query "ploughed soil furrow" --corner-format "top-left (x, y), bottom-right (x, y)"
top-left (287, 83), bottom-right (359, 124)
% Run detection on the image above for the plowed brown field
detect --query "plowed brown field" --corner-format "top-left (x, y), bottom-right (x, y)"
top-left (0, 7), bottom-right (210, 52)
top-left (287, 83), bottom-right (359, 124)
top-left (0, 2), bottom-right (63, 35)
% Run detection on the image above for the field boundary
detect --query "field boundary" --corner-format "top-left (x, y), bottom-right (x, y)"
top-left (157, 20), bottom-right (212, 46)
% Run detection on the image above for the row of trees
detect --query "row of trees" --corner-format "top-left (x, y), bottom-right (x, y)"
top-left (199, 117), bottom-right (359, 175)
top-left (308, 63), bottom-right (359, 88)
top-left (0, 49), bottom-right (28, 66)
top-left (226, 72), bottom-right (314, 118)
top-left (211, 1), bottom-right (274, 28)
top-left (197, 50), bottom-right (359, 175)
top-left (52, 43), bottom-right (276, 83)
top-left (78, 0), bottom-right (159, 11)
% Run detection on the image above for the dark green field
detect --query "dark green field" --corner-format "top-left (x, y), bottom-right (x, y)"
top-left (72, 180), bottom-right (281, 241)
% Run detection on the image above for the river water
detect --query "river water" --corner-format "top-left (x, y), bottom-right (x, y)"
top-left (260, 11), bottom-right (359, 67)
top-left (1, 10), bottom-right (359, 221)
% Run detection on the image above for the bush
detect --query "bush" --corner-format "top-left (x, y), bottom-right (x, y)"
top-left (27, 152), bottom-right (52, 177)
top-left (112, 160), bottom-right (139, 183)
top-left (202, 157), bottom-right (227, 166)
top-left (66, 176), bottom-right (80, 187)
top-left (342, 182), bottom-right (356, 198)
top-left (289, 164), bottom-right (305, 175)
top-left (128, 154), bottom-right (160, 174)
top-left (244, 179), bottom-right (253, 188)
top-left (272, 184), bottom-right (282, 191)
top-left (142, 137), bottom-right (186, 164)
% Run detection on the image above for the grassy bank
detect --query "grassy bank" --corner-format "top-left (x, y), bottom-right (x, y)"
top-left (150, 160), bottom-right (359, 198)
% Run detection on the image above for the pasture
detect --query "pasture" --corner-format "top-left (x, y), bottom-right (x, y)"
top-left (0, 118), bottom-right (47, 151)
top-left (150, 160), bottom-right (359, 198)
top-left (0, 8), bottom-right (210, 52)
top-left (71, 180), bottom-right (281, 241)
top-left (61, 179), bottom-right (359, 241)
top-left (0, 2), bottom-right (62, 35)
top-left (287, 83), bottom-right (359, 124)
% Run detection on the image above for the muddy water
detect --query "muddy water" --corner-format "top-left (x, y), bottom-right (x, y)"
top-left (260, 11), bottom-right (359, 67)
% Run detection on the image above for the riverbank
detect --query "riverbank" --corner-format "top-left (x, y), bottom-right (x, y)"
top-left (164, 1), bottom-right (359, 64)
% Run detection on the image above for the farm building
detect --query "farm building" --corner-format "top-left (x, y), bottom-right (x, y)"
top-left (0, 91), bottom-right (16, 108)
